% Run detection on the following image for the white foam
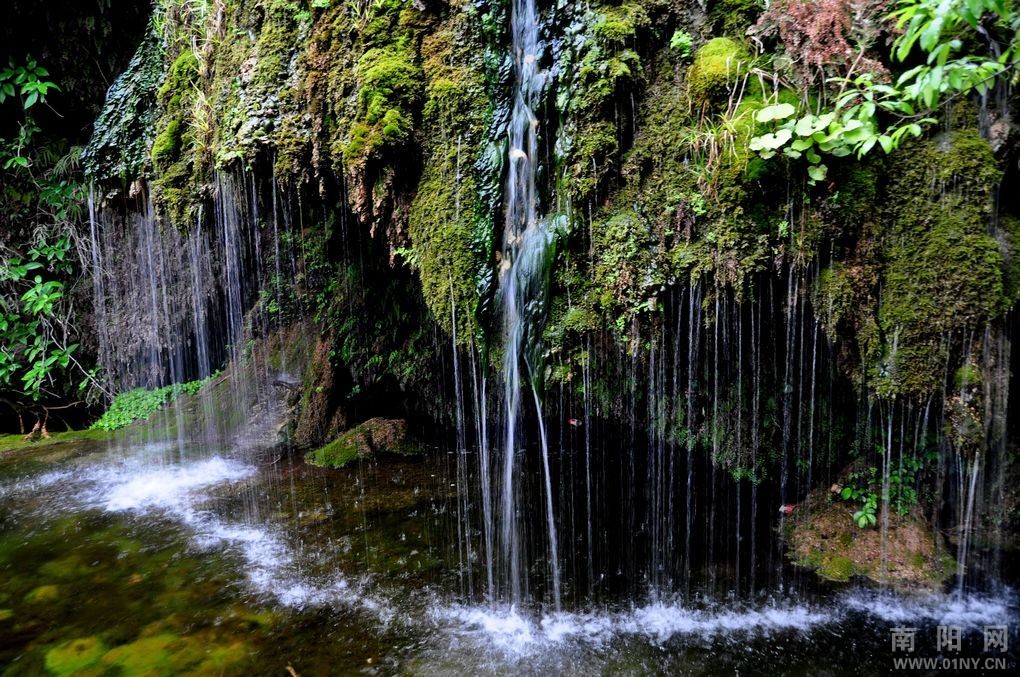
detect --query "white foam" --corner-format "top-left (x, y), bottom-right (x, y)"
top-left (96, 456), bottom-right (253, 511)
top-left (434, 599), bottom-right (830, 658)
top-left (440, 606), bottom-right (540, 655)
top-left (0, 467), bottom-right (75, 499)
top-left (842, 589), bottom-right (1014, 628)
top-left (75, 452), bottom-right (398, 619)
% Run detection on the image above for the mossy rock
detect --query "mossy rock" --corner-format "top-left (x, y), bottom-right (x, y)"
top-left (787, 470), bottom-right (956, 590)
top-left (344, 43), bottom-right (422, 166)
top-left (687, 37), bottom-right (751, 106)
top-left (305, 418), bottom-right (414, 468)
top-left (45, 637), bottom-right (109, 676)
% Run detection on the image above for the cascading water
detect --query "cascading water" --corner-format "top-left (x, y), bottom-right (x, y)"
top-left (87, 170), bottom-right (302, 451)
top-left (8, 3), bottom-right (1020, 672)
top-left (495, 0), bottom-right (560, 610)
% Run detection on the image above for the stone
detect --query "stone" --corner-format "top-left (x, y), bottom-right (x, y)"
top-left (305, 418), bottom-right (413, 468)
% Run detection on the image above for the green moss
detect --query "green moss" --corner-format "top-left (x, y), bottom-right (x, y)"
top-left (24, 584), bottom-right (60, 603)
top-left (408, 16), bottom-right (488, 338)
top-left (827, 162), bottom-right (881, 228)
top-left (593, 2), bottom-right (649, 45)
top-left (1003, 215), bottom-right (1020, 305)
top-left (101, 633), bottom-right (178, 673)
top-left (197, 641), bottom-right (249, 671)
top-left (45, 637), bottom-right (108, 676)
top-left (873, 131), bottom-right (1006, 397)
top-left (409, 165), bottom-right (479, 337)
top-left (688, 38), bottom-right (751, 106)
top-left (305, 418), bottom-right (412, 468)
top-left (158, 50), bottom-right (199, 109)
top-left (709, 0), bottom-right (764, 36)
top-left (819, 554), bottom-right (855, 582)
top-left (343, 42), bottom-right (421, 167)
top-left (813, 264), bottom-right (855, 341)
top-left (954, 363), bottom-right (982, 389)
top-left (561, 2), bottom-right (651, 204)
top-left (0, 429), bottom-right (112, 454)
top-left (151, 117), bottom-right (183, 168)
top-left (40, 555), bottom-right (92, 581)
top-left (305, 436), bottom-right (361, 468)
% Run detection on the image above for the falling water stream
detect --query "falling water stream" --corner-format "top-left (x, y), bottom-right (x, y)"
top-left (497, 0), bottom-right (560, 611)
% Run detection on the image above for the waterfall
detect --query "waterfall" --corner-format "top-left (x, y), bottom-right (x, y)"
top-left (494, 0), bottom-right (560, 609)
top-left (87, 169), bottom-right (302, 451)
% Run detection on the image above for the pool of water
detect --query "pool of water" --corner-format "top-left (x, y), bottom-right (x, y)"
top-left (1, 438), bottom-right (1016, 675)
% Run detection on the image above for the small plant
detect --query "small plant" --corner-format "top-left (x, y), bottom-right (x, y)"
top-left (669, 30), bottom-right (694, 59)
top-left (853, 495), bottom-right (878, 528)
top-left (90, 372), bottom-right (219, 431)
top-left (840, 466), bottom-right (879, 528)
top-left (748, 0), bottom-right (1020, 181)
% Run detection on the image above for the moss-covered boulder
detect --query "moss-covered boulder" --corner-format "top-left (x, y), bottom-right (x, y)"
top-left (787, 480), bottom-right (955, 590)
top-left (305, 417), bottom-right (413, 468)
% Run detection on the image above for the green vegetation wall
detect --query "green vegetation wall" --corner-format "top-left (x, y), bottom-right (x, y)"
top-left (81, 0), bottom-right (1019, 440)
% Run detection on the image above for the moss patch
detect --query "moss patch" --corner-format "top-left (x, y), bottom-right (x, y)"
top-left (44, 637), bottom-right (109, 676)
top-left (24, 584), bottom-right (61, 603)
top-left (871, 131), bottom-right (1006, 398)
top-left (305, 417), bottom-right (413, 468)
top-left (688, 37), bottom-right (751, 106)
top-left (408, 11), bottom-right (488, 337)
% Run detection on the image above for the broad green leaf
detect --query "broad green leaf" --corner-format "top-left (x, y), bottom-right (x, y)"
top-left (755, 103), bottom-right (796, 123)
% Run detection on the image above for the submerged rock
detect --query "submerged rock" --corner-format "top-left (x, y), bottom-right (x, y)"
top-left (304, 418), bottom-right (415, 468)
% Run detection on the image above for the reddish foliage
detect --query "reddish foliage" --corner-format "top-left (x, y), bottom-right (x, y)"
top-left (751, 0), bottom-right (893, 89)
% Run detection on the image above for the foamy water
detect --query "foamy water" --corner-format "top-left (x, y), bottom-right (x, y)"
top-left (4, 442), bottom-right (1015, 664)
top-left (842, 588), bottom-right (1013, 628)
top-left (72, 451), bottom-right (395, 617)
top-left (433, 599), bottom-right (832, 657)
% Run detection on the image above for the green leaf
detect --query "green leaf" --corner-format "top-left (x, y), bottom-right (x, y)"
top-left (790, 138), bottom-right (814, 152)
top-left (807, 164), bottom-right (828, 182)
top-left (755, 103), bottom-right (796, 123)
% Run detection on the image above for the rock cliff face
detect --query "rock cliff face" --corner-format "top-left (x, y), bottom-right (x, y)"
top-left (80, 0), bottom-right (1020, 587)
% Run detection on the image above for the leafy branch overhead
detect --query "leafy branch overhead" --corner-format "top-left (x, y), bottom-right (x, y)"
top-left (748, 0), bottom-right (1020, 183)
